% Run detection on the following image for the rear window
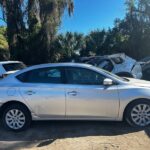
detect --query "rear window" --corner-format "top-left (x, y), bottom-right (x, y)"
top-left (3, 63), bottom-right (26, 72)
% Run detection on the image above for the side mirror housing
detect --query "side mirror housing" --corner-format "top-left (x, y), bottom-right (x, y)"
top-left (103, 78), bottom-right (113, 86)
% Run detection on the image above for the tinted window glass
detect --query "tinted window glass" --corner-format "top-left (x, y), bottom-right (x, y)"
top-left (17, 67), bottom-right (63, 84)
top-left (66, 67), bottom-right (105, 85)
top-left (3, 63), bottom-right (26, 72)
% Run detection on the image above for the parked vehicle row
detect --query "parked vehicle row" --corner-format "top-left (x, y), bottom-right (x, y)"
top-left (0, 63), bottom-right (150, 131)
top-left (79, 53), bottom-right (143, 79)
top-left (0, 54), bottom-right (148, 81)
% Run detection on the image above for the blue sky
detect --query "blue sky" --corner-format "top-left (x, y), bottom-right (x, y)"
top-left (0, 0), bottom-right (126, 34)
top-left (59, 0), bottom-right (126, 34)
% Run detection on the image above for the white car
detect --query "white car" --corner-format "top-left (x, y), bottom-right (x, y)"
top-left (0, 63), bottom-right (150, 131)
top-left (84, 53), bottom-right (143, 79)
top-left (0, 61), bottom-right (26, 78)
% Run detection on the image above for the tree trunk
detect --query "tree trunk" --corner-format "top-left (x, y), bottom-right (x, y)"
top-left (6, 0), bottom-right (25, 60)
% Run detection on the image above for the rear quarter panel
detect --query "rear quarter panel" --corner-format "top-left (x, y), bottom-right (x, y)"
top-left (0, 83), bottom-right (33, 113)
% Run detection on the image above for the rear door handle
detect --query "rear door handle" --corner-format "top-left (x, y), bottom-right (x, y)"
top-left (25, 91), bottom-right (36, 95)
top-left (68, 91), bottom-right (77, 96)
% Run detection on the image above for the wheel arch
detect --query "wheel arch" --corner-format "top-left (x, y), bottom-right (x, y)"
top-left (123, 98), bottom-right (150, 120)
top-left (0, 100), bottom-right (31, 117)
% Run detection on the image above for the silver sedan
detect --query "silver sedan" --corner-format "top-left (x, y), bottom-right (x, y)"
top-left (0, 63), bottom-right (150, 131)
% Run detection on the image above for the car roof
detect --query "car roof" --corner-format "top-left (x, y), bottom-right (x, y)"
top-left (4, 63), bottom-right (93, 78)
top-left (0, 61), bottom-right (21, 65)
top-left (29, 63), bottom-right (92, 69)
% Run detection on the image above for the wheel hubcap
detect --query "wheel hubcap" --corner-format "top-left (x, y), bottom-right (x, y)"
top-left (131, 104), bottom-right (150, 126)
top-left (5, 109), bottom-right (25, 130)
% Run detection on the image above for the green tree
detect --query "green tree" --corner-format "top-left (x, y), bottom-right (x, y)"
top-left (51, 32), bottom-right (85, 62)
top-left (80, 29), bottom-right (106, 57)
top-left (0, 26), bottom-right (9, 60)
top-left (118, 0), bottom-right (150, 59)
top-left (0, 0), bottom-right (74, 65)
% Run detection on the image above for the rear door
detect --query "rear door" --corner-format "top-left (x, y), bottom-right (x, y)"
top-left (17, 67), bottom-right (66, 118)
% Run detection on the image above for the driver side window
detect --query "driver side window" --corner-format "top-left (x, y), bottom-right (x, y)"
top-left (65, 67), bottom-right (105, 85)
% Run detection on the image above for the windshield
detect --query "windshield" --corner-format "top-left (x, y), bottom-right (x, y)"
top-left (3, 63), bottom-right (26, 72)
top-left (91, 66), bottom-right (128, 82)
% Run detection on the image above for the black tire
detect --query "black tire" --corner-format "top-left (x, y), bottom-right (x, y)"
top-left (125, 99), bottom-right (150, 128)
top-left (2, 104), bottom-right (31, 131)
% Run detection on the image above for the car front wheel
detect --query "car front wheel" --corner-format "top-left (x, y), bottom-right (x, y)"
top-left (125, 100), bottom-right (150, 127)
top-left (2, 104), bottom-right (31, 131)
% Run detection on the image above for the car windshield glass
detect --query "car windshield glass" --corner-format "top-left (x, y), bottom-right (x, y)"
top-left (91, 66), bottom-right (128, 82)
top-left (3, 63), bottom-right (26, 72)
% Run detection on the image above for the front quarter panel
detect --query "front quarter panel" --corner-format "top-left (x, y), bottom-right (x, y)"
top-left (118, 84), bottom-right (150, 120)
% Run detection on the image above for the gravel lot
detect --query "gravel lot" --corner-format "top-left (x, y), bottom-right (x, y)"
top-left (0, 121), bottom-right (149, 150)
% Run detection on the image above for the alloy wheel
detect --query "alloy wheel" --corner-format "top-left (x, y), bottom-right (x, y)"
top-left (5, 109), bottom-right (26, 130)
top-left (131, 104), bottom-right (150, 126)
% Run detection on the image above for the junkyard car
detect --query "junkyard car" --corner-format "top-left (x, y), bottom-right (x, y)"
top-left (139, 57), bottom-right (150, 81)
top-left (0, 61), bottom-right (26, 78)
top-left (81, 53), bottom-right (143, 79)
top-left (0, 63), bottom-right (150, 131)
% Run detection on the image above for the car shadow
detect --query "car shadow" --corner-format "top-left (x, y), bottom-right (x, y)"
top-left (0, 121), bottom-right (149, 150)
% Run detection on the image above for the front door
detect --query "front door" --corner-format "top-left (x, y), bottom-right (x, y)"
top-left (65, 67), bottom-right (119, 119)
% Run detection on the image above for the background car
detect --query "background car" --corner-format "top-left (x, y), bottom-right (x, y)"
top-left (138, 57), bottom-right (150, 81)
top-left (140, 57), bottom-right (150, 63)
top-left (0, 61), bottom-right (26, 78)
top-left (0, 63), bottom-right (150, 131)
top-left (80, 53), bottom-right (143, 79)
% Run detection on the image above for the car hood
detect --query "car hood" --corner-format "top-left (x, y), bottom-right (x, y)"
top-left (127, 78), bottom-right (150, 88)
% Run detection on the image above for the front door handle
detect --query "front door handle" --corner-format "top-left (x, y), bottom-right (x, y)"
top-left (68, 91), bottom-right (77, 96)
top-left (25, 90), bottom-right (36, 95)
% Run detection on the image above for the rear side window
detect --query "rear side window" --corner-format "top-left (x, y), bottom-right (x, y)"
top-left (16, 67), bottom-right (64, 84)
top-left (3, 63), bottom-right (26, 72)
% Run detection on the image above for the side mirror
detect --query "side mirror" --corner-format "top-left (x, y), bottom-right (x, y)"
top-left (103, 78), bottom-right (113, 86)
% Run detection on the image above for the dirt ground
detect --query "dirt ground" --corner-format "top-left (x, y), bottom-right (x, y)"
top-left (0, 121), bottom-right (149, 150)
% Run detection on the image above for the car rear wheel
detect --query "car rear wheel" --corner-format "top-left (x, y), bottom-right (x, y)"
top-left (125, 100), bottom-right (150, 127)
top-left (2, 104), bottom-right (31, 131)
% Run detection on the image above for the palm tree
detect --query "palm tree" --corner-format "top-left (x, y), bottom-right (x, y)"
top-left (55, 32), bottom-right (85, 61)
top-left (0, 0), bottom-right (74, 64)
